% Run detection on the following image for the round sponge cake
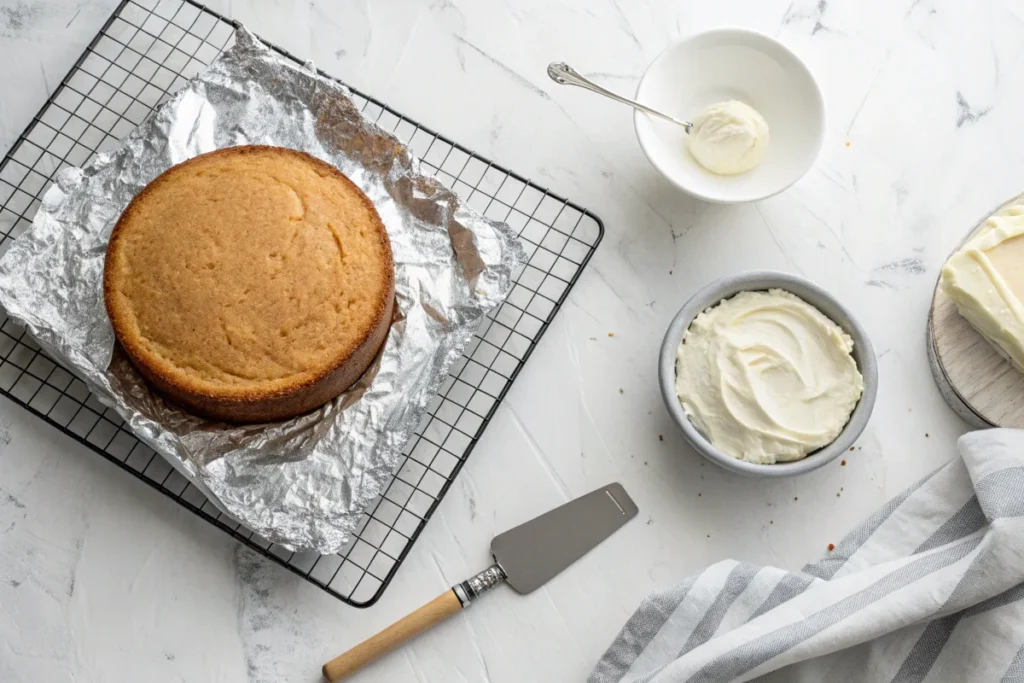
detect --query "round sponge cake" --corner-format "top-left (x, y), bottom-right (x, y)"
top-left (104, 146), bottom-right (395, 423)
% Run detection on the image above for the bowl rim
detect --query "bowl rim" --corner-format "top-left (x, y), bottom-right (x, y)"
top-left (634, 26), bottom-right (827, 204)
top-left (658, 270), bottom-right (878, 477)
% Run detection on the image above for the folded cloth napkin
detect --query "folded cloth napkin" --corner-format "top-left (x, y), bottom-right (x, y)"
top-left (591, 429), bottom-right (1024, 683)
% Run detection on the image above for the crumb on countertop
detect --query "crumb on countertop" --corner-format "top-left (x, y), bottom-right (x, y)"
top-left (828, 543), bottom-right (835, 551)
top-left (841, 460), bottom-right (847, 466)
top-left (619, 388), bottom-right (624, 394)
top-left (658, 435), bottom-right (663, 441)
top-left (608, 332), bottom-right (615, 337)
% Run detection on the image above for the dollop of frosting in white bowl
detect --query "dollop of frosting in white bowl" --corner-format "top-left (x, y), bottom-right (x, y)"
top-left (687, 100), bottom-right (769, 175)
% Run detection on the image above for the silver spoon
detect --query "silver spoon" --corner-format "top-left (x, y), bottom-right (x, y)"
top-left (546, 62), bottom-right (693, 133)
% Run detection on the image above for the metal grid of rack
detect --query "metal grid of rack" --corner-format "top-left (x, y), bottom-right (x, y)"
top-left (0, 0), bottom-right (603, 607)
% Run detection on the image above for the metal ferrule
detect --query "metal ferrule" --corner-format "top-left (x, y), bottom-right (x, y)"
top-left (453, 563), bottom-right (507, 608)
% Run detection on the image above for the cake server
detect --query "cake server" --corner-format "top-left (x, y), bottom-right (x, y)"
top-left (321, 483), bottom-right (638, 681)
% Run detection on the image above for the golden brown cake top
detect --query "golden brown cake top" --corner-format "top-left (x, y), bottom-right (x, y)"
top-left (104, 146), bottom-right (394, 400)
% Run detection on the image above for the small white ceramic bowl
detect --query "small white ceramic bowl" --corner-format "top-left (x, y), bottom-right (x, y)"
top-left (635, 28), bottom-right (825, 203)
top-left (659, 272), bottom-right (877, 477)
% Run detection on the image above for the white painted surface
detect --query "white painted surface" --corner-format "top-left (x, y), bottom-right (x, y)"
top-left (3, 0), bottom-right (1019, 680)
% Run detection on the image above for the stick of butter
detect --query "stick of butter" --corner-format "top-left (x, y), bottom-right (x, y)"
top-left (941, 205), bottom-right (1024, 373)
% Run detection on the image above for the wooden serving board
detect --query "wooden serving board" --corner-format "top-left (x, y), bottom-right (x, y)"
top-left (928, 192), bottom-right (1024, 428)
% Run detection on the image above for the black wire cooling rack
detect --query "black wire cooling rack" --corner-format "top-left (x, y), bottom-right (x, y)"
top-left (0, 0), bottom-right (603, 607)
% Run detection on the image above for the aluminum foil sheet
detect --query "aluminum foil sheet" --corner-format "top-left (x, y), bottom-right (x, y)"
top-left (0, 29), bottom-right (524, 553)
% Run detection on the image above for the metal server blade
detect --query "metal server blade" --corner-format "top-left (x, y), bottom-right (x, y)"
top-left (491, 482), bottom-right (639, 594)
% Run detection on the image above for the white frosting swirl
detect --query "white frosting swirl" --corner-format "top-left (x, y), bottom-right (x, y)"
top-left (675, 289), bottom-right (864, 464)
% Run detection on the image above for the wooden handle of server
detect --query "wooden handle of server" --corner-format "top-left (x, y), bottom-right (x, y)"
top-left (322, 589), bottom-right (463, 681)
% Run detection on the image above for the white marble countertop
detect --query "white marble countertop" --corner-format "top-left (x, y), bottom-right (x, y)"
top-left (3, 0), bottom-right (1023, 680)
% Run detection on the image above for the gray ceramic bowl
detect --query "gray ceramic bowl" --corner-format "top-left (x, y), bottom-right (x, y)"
top-left (659, 271), bottom-right (878, 477)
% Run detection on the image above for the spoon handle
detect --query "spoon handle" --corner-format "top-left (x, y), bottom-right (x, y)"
top-left (546, 62), bottom-right (692, 133)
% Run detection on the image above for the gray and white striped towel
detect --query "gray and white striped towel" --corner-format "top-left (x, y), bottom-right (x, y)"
top-left (591, 429), bottom-right (1024, 683)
